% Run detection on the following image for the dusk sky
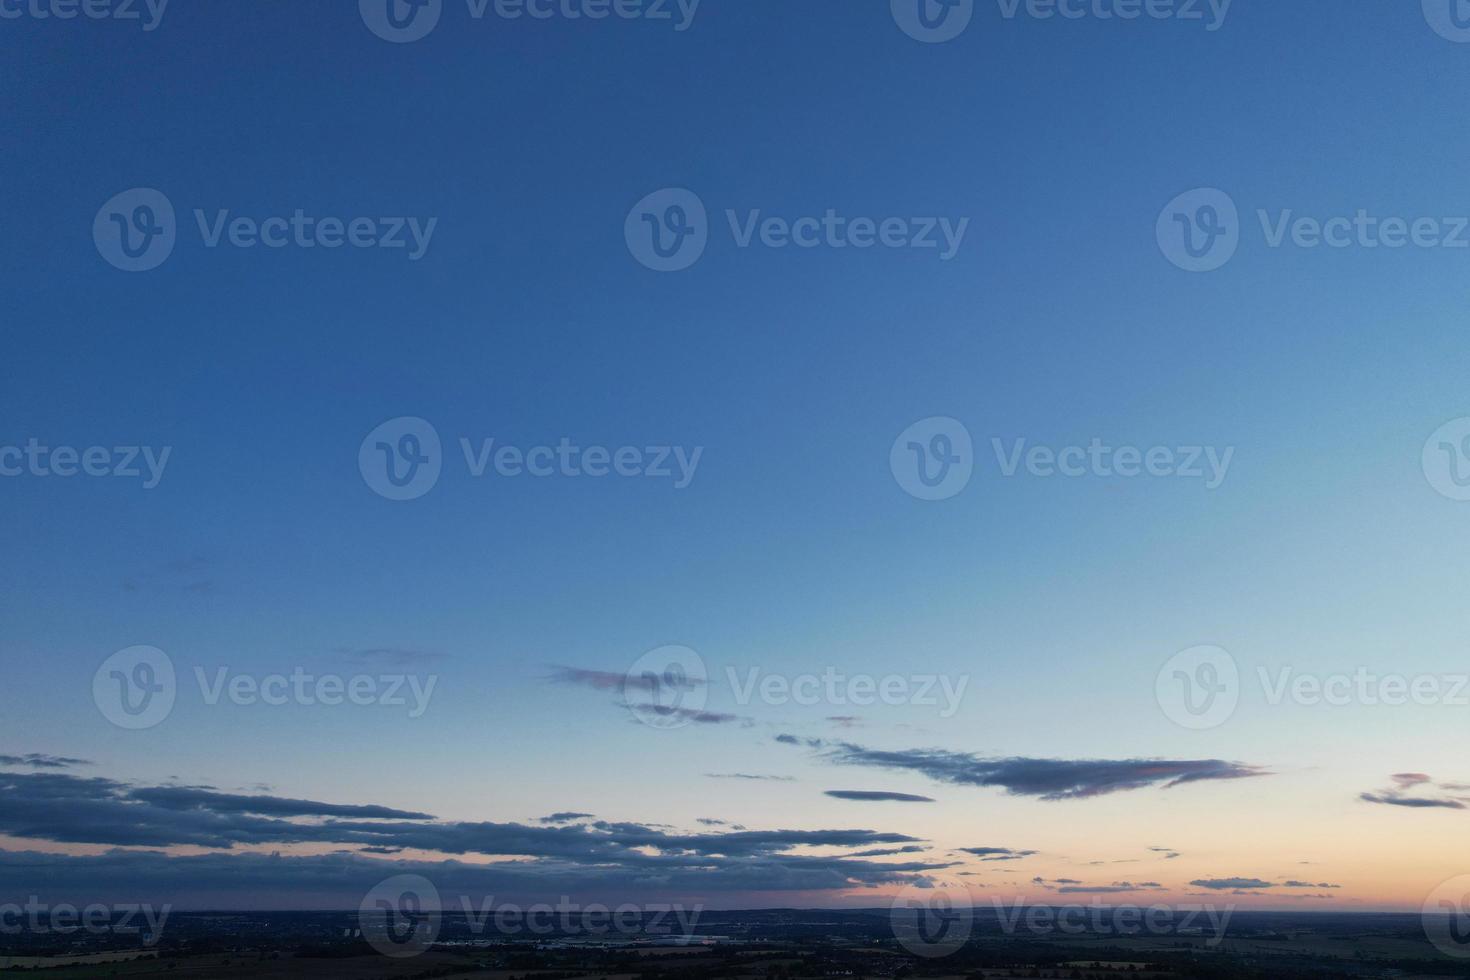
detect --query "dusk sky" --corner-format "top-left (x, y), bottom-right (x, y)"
top-left (4, 0), bottom-right (1470, 916)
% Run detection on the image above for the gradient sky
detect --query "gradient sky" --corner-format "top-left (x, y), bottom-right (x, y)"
top-left (3, 0), bottom-right (1470, 913)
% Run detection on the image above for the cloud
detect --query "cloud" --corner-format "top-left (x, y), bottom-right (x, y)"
top-left (539, 812), bottom-right (594, 824)
top-left (847, 845), bottom-right (927, 857)
top-left (551, 667), bottom-right (743, 725)
top-left (1056, 881), bottom-right (1164, 894)
top-left (0, 769), bottom-right (950, 899)
top-left (0, 754), bottom-right (92, 770)
top-left (785, 740), bottom-right (1268, 800)
top-left (827, 716), bottom-right (862, 728)
top-left (705, 773), bottom-right (795, 781)
top-left (1148, 846), bottom-right (1181, 859)
top-left (824, 791), bottom-right (935, 803)
top-left (1190, 877), bottom-right (1274, 890)
top-left (126, 786), bottom-right (433, 820)
top-left (1360, 774), bottom-right (1468, 810)
top-left (551, 666), bottom-right (703, 694)
top-left (959, 847), bottom-right (1037, 862)
top-left (1283, 880), bottom-right (1340, 889)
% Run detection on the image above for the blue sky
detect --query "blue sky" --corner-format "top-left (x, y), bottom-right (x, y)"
top-left (3, 0), bottom-right (1470, 912)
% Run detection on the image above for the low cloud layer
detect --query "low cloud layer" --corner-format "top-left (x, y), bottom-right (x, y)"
top-left (0, 765), bottom-right (952, 901)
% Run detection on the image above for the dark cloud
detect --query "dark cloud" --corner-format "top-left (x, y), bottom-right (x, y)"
top-left (538, 812), bottom-right (594, 824)
top-left (847, 845), bottom-right (927, 857)
top-left (1190, 877), bottom-right (1274, 890)
top-left (705, 773), bottom-right (795, 781)
top-left (0, 753), bottom-right (92, 770)
top-left (1360, 774), bottom-right (1467, 809)
top-left (1360, 792), bottom-right (1464, 809)
top-left (1056, 881), bottom-right (1164, 894)
top-left (1148, 847), bottom-right (1181, 859)
top-left (1283, 880), bottom-right (1340, 888)
top-left (0, 770), bottom-right (946, 898)
top-left (784, 739), bottom-right (1268, 800)
top-left (127, 786), bottom-right (433, 820)
top-left (551, 666), bottom-right (702, 694)
top-left (959, 847), bottom-right (1037, 862)
top-left (824, 791), bottom-right (934, 803)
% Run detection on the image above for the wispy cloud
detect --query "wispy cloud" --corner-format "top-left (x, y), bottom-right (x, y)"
top-left (782, 738), bottom-right (1268, 800)
top-left (824, 790), bottom-right (934, 803)
top-left (959, 847), bottom-right (1037, 862)
top-left (1360, 773), bottom-right (1467, 810)
top-left (0, 753), bottom-right (92, 770)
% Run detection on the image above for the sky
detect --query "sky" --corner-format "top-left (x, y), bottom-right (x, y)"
top-left (3, 0), bottom-right (1470, 919)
